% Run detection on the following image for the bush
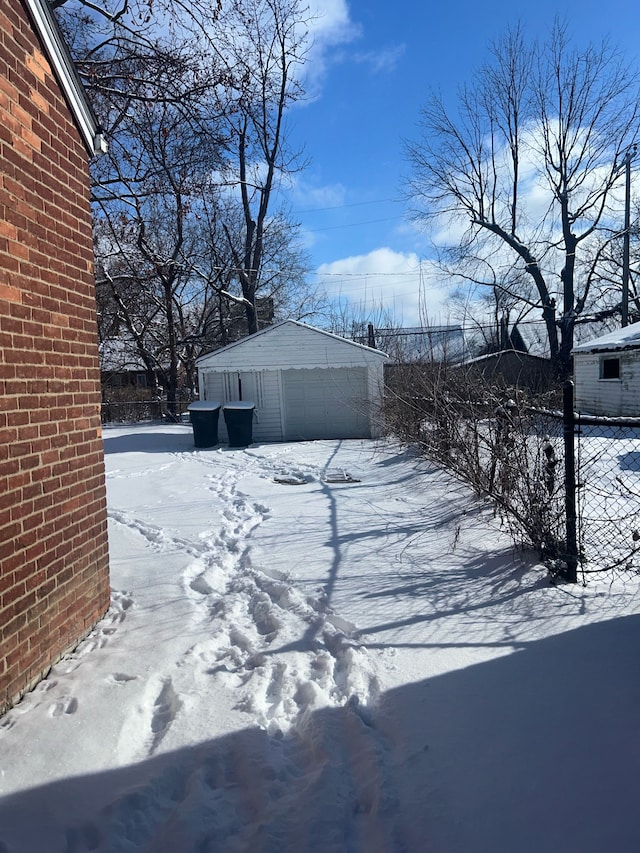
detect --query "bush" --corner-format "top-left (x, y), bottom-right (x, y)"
top-left (383, 363), bottom-right (565, 560)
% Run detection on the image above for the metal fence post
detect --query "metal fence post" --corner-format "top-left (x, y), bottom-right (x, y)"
top-left (563, 380), bottom-right (578, 582)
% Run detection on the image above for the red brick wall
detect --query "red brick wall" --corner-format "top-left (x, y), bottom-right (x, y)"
top-left (0, 1), bottom-right (110, 712)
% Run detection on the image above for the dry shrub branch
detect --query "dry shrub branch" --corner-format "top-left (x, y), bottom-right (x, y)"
top-left (384, 363), bottom-right (565, 562)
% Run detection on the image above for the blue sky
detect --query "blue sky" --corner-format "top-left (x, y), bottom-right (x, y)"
top-left (279, 0), bottom-right (640, 326)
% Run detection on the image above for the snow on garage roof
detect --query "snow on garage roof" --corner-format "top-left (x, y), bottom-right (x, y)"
top-left (572, 321), bottom-right (640, 354)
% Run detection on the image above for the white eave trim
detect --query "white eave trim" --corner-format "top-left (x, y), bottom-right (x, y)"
top-left (195, 320), bottom-right (390, 366)
top-left (23, 0), bottom-right (106, 156)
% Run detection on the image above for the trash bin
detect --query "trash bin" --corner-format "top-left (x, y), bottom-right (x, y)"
top-left (223, 401), bottom-right (255, 447)
top-left (187, 400), bottom-right (221, 448)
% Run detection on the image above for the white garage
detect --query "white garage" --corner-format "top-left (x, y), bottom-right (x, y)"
top-left (572, 321), bottom-right (640, 416)
top-left (195, 320), bottom-right (388, 442)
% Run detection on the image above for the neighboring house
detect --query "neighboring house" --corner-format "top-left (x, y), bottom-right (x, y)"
top-left (196, 320), bottom-right (388, 442)
top-left (358, 325), bottom-right (469, 364)
top-left (458, 350), bottom-right (556, 393)
top-left (99, 336), bottom-right (157, 391)
top-left (0, 0), bottom-right (110, 712)
top-left (219, 296), bottom-right (275, 346)
top-left (572, 321), bottom-right (640, 416)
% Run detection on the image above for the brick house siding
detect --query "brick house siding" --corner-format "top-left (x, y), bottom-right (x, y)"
top-left (0, 0), bottom-right (110, 712)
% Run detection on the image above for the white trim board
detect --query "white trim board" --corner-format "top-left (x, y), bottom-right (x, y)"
top-left (23, 0), bottom-right (106, 156)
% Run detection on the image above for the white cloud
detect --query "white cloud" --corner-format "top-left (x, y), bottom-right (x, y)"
top-left (307, 0), bottom-right (359, 46)
top-left (303, 1), bottom-right (361, 96)
top-left (289, 178), bottom-right (348, 211)
top-left (353, 44), bottom-right (405, 74)
top-left (314, 248), bottom-right (454, 326)
top-left (297, 3), bottom-right (404, 101)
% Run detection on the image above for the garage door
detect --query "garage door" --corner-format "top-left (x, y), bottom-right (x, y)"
top-left (282, 368), bottom-right (370, 440)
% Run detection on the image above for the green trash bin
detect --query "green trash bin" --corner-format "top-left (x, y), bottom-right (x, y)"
top-left (187, 401), bottom-right (221, 448)
top-left (223, 401), bottom-right (255, 447)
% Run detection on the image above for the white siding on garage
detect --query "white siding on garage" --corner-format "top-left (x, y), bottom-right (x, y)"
top-left (196, 320), bottom-right (384, 371)
top-left (572, 321), bottom-right (640, 417)
top-left (367, 363), bottom-right (385, 438)
top-left (282, 367), bottom-right (370, 440)
top-left (196, 321), bottom-right (388, 443)
top-left (203, 369), bottom-right (283, 442)
top-left (574, 351), bottom-right (640, 416)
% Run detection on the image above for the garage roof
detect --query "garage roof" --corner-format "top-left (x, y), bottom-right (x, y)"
top-left (572, 321), bottom-right (640, 354)
top-left (196, 320), bottom-right (389, 369)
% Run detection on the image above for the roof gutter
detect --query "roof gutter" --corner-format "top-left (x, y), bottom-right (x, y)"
top-left (23, 0), bottom-right (107, 156)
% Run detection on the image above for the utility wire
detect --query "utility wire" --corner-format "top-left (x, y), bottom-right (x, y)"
top-left (293, 197), bottom-right (401, 214)
top-left (305, 216), bottom-right (402, 232)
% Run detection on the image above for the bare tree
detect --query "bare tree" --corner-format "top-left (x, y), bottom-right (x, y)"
top-left (53, 0), bottom-right (223, 131)
top-left (577, 197), bottom-right (640, 332)
top-left (407, 22), bottom-right (640, 378)
top-left (94, 97), bottom-right (314, 411)
top-left (55, 0), bottom-right (320, 412)
top-left (212, 0), bottom-right (312, 334)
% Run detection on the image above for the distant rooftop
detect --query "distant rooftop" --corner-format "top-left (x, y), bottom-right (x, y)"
top-left (572, 321), bottom-right (640, 354)
top-left (356, 325), bottom-right (468, 363)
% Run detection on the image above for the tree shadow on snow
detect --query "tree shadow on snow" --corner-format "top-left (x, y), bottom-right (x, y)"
top-left (102, 425), bottom-right (195, 455)
top-left (102, 427), bottom-right (270, 457)
top-left (2, 615), bottom-right (640, 853)
top-left (617, 449), bottom-right (640, 471)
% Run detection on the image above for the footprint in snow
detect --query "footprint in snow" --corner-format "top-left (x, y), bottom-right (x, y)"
top-left (64, 822), bottom-right (101, 852)
top-left (107, 672), bottom-right (137, 685)
top-left (50, 697), bottom-right (78, 717)
top-left (190, 575), bottom-right (214, 595)
top-left (149, 677), bottom-right (182, 754)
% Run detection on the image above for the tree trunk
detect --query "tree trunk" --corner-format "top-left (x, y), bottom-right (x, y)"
top-left (164, 278), bottom-right (179, 415)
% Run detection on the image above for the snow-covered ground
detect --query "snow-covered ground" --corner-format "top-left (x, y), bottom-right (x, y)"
top-left (2, 423), bottom-right (640, 853)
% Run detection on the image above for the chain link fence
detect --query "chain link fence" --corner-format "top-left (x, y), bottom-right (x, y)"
top-left (383, 367), bottom-right (640, 583)
top-left (474, 388), bottom-right (640, 581)
top-left (573, 413), bottom-right (640, 576)
top-left (101, 399), bottom-right (190, 423)
top-left (101, 374), bottom-right (640, 582)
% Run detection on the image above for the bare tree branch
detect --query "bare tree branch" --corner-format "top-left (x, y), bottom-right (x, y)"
top-left (407, 20), bottom-right (640, 377)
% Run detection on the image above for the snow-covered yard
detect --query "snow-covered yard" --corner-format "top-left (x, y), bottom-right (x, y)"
top-left (2, 423), bottom-right (640, 853)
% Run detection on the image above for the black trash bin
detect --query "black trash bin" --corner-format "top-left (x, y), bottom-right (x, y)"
top-left (187, 400), bottom-right (221, 448)
top-left (223, 401), bottom-right (255, 447)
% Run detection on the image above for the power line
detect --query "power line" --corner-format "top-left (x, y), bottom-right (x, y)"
top-left (311, 269), bottom-right (422, 277)
top-left (293, 197), bottom-right (401, 214)
top-left (305, 216), bottom-right (403, 232)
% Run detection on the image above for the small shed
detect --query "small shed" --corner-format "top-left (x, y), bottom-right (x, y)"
top-left (572, 322), bottom-right (640, 416)
top-left (196, 320), bottom-right (388, 442)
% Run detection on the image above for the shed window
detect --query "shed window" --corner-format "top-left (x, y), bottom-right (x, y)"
top-left (600, 356), bottom-right (621, 379)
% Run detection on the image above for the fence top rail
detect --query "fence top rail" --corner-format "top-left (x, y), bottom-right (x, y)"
top-left (524, 406), bottom-right (563, 420)
top-left (528, 405), bottom-right (640, 428)
top-left (575, 413), bottom-right (640, 428)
